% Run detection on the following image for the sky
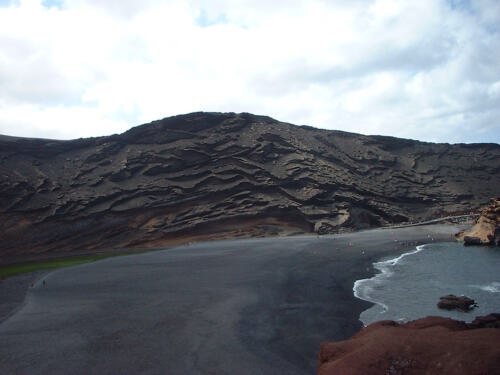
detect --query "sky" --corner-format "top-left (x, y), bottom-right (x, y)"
top-left (0, 0), bottom-right (499, 144)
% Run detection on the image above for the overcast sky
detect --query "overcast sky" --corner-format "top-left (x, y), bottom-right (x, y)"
top-left (0, 0), bottom-right (499, 143)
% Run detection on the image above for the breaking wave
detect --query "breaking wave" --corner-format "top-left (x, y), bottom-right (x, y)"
top-left (353, 245), bottom-right (426, 324)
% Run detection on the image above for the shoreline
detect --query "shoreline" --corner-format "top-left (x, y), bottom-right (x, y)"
top-left (0, 224), bottom-right (467, 326)
top-left (0, 223), bottom-right (470, 374)
top-left (353, 239), bottom-right (500, 327)
top-left (329, 224), bottom-right (468, 331)
top-left (353, 244), bottom-right (428, 325)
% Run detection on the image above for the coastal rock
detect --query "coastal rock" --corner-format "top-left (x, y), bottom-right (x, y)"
top-left (437, 294), bottom-right (476, 311)
top-left (1, 112), bottom-right (500, 259)
top-left (463, 236), bottom-right (483, 245)
top-left (318, 315), bottom-right (500, 375)
top-left (468, 313), bottom-right (500, 329)
top-left (458, 198), bottom-right (500, 246)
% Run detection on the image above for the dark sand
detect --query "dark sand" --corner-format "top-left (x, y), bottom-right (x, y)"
top-left (0, 270), bottom-right (49, 323)
top-left (0, 224), bottom-right (464, 375)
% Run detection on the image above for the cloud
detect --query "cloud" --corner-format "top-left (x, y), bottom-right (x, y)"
top-left (0, 0), bottom-right (498, 144)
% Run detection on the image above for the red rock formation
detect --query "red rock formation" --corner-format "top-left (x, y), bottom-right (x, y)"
top-left (457, 197), bottom-right (500, 246)
top-left (318, 314), bottom-right (500, 375)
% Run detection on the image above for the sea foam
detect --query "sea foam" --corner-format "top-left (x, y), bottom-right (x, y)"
top-left (353, 245), bottom-right (426, 325)
top-left (353, 242), bottom-right (500, 326)
top-left (471, 282), bottom-right (500, 293)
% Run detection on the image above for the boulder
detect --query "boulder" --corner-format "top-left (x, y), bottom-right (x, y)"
top-left (318, 314), bottom-right (500, 375)
top-left (463, 236), bottom-right (483, 245)
top-left (437, 294), bottom-right (476, 311)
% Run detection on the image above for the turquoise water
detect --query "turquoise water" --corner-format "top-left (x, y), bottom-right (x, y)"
top-left (354, 242), bottom-right (500, 326)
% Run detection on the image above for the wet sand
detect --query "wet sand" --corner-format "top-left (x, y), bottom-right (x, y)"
top-left (0, 224), bottom-right (464, 375)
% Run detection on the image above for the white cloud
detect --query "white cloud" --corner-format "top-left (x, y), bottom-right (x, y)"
top-left (0, 0), bottom-right (499, 143)
top-left (0, 103), bottom-right (129, 139)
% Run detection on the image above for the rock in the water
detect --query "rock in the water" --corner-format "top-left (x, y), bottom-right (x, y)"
top-left (463, 236), bottom-right (483, 245)
top-left (318, 314), bottom-right (500, 375)
top-left (458, 198), bottom-right (500, 246)
top-left (437, 294), bottom-right (476, 311)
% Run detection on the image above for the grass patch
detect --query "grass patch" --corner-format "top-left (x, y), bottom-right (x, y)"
top-left (0, 252), bottom-right (143, 279)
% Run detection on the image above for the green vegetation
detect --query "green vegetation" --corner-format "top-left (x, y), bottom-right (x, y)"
top-left (0, 252), bottom-right (146, 279)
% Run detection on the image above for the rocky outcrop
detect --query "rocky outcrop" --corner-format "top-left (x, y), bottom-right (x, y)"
top-left (457, 198), bottom-right (500, 246)
top-left (318, 314), bottom-right (500, 375)
top-left (1, 112), bottom-right (500, 260)
top-left (437, 295), bottom-right (476, 311)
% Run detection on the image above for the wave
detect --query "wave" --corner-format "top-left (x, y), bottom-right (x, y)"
top-left (470, 282), bottom-right (500, 293)
top-left (353, 245), bottom-right (427, 323)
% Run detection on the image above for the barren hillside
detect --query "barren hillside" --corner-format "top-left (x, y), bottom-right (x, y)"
top-left (1, 112), bottom-right (499, 258)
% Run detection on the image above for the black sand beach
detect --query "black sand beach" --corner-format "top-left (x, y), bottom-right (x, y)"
top-left (0, 224), bottom-right (464, 375)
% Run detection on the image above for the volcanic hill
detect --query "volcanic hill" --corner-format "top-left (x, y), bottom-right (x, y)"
top-left (1, 112), bottom-right (499, 259)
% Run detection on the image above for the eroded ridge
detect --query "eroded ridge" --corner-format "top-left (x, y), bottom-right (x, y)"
top-left (1, 112), bottom-right (499, 256)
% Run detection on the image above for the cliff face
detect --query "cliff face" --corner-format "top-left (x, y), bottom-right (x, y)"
top-left (457, 197), bottom-right (500, 246)
top-left (318, 314), bottom-right (500, 375)
top-left (1, 112), bottom-right (500, 258)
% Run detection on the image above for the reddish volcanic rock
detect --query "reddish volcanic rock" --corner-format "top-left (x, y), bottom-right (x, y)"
top-left (318, 315), bottom-right (500, 375)
top-left (469, 313), bottom-right (500, 329)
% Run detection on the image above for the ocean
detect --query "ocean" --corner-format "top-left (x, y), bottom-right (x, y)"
top-left (354, 242), bottom-right (500, 326)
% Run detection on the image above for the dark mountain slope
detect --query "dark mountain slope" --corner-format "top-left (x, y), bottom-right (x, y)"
top-left (1, 112), bottom-right (499, 258)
